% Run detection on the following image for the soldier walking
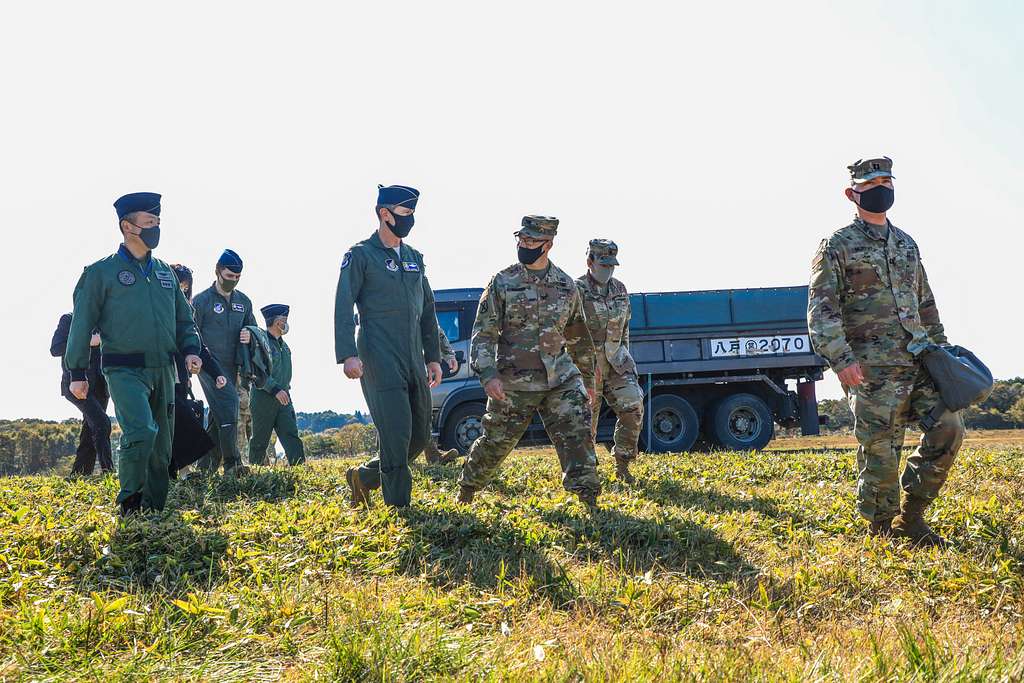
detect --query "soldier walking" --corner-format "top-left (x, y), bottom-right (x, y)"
top-left (247, 304), bottom-right (306, 466)
top-left (807, 156), bottom-right (964, 546)
top-left (335, 184), bottom-right (444, 508)
top-left (457, 216), bottom-right (601, 510)
top-left (576, 240), bottom-right (644, 483)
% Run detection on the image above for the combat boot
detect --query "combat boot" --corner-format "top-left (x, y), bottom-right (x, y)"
top-left (614, 454), bottom-right (635, 484)
top-left (456, 486), bottom-right (475, 505)
top-left (346, 467), bottom-right (372, 508)
top-left (120, 492), bottom-right (143, 518)
top-left (868, 518), bottom-right (893, 538)
top-left (892, 495), bottom-right (948, 547)
top-left (578, 491), bottom-right (600, 513)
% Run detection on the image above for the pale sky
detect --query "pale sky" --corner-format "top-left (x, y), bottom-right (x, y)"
top-left (2, 1), bottom-right (1021, 421)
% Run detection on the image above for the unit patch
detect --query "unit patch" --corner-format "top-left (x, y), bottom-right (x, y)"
top-left (117, 270), bottom-right (136, 286)
top-left (384, 258), bottom-right (399, 272)
top-left (341, 252), bottom-right (352, 269)
top-left (213, 302), bottom-right (225, 314)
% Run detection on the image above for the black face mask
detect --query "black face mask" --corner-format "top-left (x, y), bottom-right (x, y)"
top-left (518, 244), bottom-right (545, 265)
top-left (218, 276), bottom-right (239, 293)
top-left (128, 222), bottom-right (161, 250)
top-left (852, 185), bottom-right (895, 213)
top-left (388, 211), bottom-right (415, 238)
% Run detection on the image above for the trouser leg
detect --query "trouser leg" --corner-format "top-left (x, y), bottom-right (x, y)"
top-left (901, 365), bottom-right (965, 504)
top-left (248, 390), bottom-right (278, 465)
top-left (604, 371), bottom-right (644, 461)
top-left (360, 384), bottom-right (415, 507)
top-left (274, 402), bottom-right (306, 466)
top-left (94, 385), bottom-right (114, 471)
top-left (237, 379), bottom-right (253, 463)
top-left (104, 368), bottom-right (159, 508)
top-left (539, 376), bottom-right (601, 497)
top-left (458, 390), bottom-right (540, 492)
top-left (67, 392), bottom-right (97, 475)
top-left (847, 366), bottom-right (913, 523)
top-left (199, 373), bottom-right (241, 472)
top-left (144, 367), bottom-right (175, 511)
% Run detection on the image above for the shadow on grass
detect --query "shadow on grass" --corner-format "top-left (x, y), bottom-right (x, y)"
top-left (638, 476), bottom-right (802, 522)
top-left (170, 467), bottom-right (301, 507)
top-left (396, 505), bottom-right (581, 607)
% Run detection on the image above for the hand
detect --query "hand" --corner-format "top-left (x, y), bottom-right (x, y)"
top-left (215, 375), bottom-right (227, 389)
top-left (89, 333), bottom-right (101, 348)
top-left (185, 354), bottom-right (203, 374)
top-left (239, 329), bottom-right (251, 344)
top-left (837, 362), bottom-right (864, 388)
top-left (276, 390), bottom-right (290, 406)
top-left (446, 357), bottom-right (458, 373)
top-left (427, 362), bottom-right (443, 388)
top-left (70, 380), bottom-right (89, 400)
top-left (343, 356), bottom-right (363, 379)
top-left (484, 378), bottom-right (506, 402)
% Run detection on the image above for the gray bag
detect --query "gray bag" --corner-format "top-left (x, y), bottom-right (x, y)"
top-left (919, 344), bottom-right (993, 431)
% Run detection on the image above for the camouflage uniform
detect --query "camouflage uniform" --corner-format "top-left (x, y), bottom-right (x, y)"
top-left (458, 216), bottom-right (600, 502)
top-left (576, 240), bottom-right (644, 472)
top-left (808, 160), bottom-right (963, 526)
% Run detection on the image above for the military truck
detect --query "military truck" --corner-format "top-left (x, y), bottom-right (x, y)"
top-left (431, 285), bottom-right (829, 454)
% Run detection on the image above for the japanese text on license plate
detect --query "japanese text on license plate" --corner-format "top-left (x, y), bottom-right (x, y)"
top-left (710, 335), bottom-right (810, 357)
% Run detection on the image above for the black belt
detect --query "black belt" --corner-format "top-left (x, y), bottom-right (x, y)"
top-left (102, 352), bottom-right (176, 369)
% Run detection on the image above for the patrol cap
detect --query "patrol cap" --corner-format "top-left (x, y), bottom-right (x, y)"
top-left (588, 239), bottom-right (619, 265)
top-left (114, 192), bottom-right (161, 220)
top-left (261, 304), bottom-right (289, 324)
top-left (217, 249), bottom-right (244, 274)
top-left (515, 215), bottom-right (559, 240)
top-left (377, 184), bottom-right (419, 209)
top-left (848, 156), bottom-right (895, 184)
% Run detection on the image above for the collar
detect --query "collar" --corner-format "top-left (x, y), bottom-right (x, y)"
top-left (853, 216), bottom-right (890, 242)
top-left (118, 244), bottom-right (153, 276)
top-left (211, 281), bottom-right (235, 302)
top-left (369, 231), bottom-right (404, 254)
top-left (521, 261), bottom-right (554, 283)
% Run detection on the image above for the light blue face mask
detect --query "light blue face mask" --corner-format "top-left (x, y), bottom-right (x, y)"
top-left (591, 264), bottom-right (614, 284)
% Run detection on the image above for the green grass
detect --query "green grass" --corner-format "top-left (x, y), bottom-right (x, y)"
top-left (1, 443), bottom-right (1022, 681)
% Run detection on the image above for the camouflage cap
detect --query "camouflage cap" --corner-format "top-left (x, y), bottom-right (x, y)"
top-left (587, 238), bottom-right (619, 265)
top-left (516, 215), bottom-right (559, 240)
top-left (848, 156), bottom-right (895, 184)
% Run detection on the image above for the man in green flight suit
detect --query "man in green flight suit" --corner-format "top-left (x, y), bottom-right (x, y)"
top-left (457, 216), bottom-right (601, 510)
top-left (66, 192), bottom-right (203, 515)
top-left (808, 156), bottom-right (964, 546)
top-left (247, 304), bottom-right (306, 466)
top-left (576, 239), bottom-right (644, 484)
top-left (193, 249), bottom-right (258, 475)
top-left (335, 184), bottom-right (444, 508)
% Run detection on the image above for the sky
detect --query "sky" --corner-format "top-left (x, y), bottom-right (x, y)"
top-left (2, 1), bottom-right (1021, 421)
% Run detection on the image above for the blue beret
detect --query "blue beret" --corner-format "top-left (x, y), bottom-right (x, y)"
top-left (261, 304), bottom-right (289, 323)
top-left (217, 249), bottom-right (243, 273)
top-left (377, 184), bottom-right (419, 209)
top-left (114, 192), bottom-right (161, 220)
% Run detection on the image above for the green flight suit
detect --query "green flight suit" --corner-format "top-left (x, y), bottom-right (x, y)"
top-left (192, 284), bottom-right (257, 472)
top-left (248, 331), bottom-right (305, 466)
top-left (66, 245), bottom-right (201, 510)
top-left (334, 232), bottom-right (442, 507)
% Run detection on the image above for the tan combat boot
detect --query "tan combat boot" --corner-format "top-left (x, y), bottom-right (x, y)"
top-left (614, 453), bottom-right (636, 484)
top-left (892, 495), bottom-right (948, 547)
top-left (456, 486), bottom-right (475, 504)
top-left (578, 491), bottom-right (600, 513)
top-left (346, 467), bottom-right (372, 508)
top-left (868, 518), bottom-right (893, 538)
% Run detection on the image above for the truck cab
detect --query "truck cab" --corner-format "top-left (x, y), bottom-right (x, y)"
top-left (431, 285), bottom-right (829, 454)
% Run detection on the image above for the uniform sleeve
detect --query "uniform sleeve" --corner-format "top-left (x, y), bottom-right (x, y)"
top-left (50, 314), bottom-right (72, 358)
top-left (200, 344), bottom-right (225, 380)
top-left (565, 287), bottom-right (597, 388)
top-left (439, 329), bottom-right (456, 363)
top-left (65, 268), bottom-right (102, 381)
top-left (192, 293), bottom-right (205, 331)
top-left (419, 270), bottom-right (442, 365)
top-left (244, 295), bottom-right (258, 329)
top-left (174, 284), bottom-right (201, 357)
top-left (334, 250), bottom-right (363, 363)
top-left (917, 260), bottom-right (947, 346)
top-left (623, 288), bottom-right (632, 348)
top-left (807, 239), bottom-right (856, 372)
top-left (470, 276), bottom-right (502, 385)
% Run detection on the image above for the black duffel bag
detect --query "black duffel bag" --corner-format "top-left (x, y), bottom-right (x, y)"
top-left (919, 344), bottom-right (994, 431)
top-left (170, 393), bottom-right (215, 476)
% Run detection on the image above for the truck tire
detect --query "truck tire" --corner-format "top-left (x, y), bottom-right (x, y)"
top-left (441, 402), bottom-right (486, 454)
top-left (709, 393), bottom-right (774, 451)
top-left (640, 394), bottom-right (700, 454)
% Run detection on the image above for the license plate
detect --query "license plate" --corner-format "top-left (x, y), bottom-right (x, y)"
top-left (710, 335), bottom-right (810, 358)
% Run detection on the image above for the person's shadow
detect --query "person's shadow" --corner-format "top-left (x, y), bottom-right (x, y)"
top-left (172, 467), bottom-right (301, 509)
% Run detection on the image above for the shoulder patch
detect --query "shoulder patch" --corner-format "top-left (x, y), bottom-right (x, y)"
top-left (117, 270), bottom-right (136, 286)
top-left (341, 251), bottom-right (352, 269)
top-left (811, 239), bottom-right (828, 270)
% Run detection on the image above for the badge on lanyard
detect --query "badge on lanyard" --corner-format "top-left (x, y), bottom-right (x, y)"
top-left (384, 258), bottom-right (399, 272)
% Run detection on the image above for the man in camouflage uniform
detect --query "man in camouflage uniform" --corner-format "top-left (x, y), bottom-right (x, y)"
top-left (807, 156), bottom-right (963, 546)
top-left (457, 215), bottom-right (601, 510)
top-left (576, 239), bottom-right (644, 483)
top-left (417, 329), bottom-right (460, 464)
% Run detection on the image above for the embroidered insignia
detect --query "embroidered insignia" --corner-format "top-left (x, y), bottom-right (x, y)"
top-left (341, 252), bottom-right (352, 269)
top-left (213, 302), bottom-right (225, 314)
top-left (231, 303), bottom-right (244, 312)
top-left (402, 261), bottom-right (420, 272)
top-left (117, 270), bottom-right (136, 286)
top-left (385, 258), bottom-right (399, 272)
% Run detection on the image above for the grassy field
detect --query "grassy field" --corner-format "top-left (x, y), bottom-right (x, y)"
top-left (1, 436), bottom-right (1022, 681)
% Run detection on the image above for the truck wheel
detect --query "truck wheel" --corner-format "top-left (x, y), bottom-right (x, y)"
top-left (442, 402), bottom-right (485, 454)
top-left (640, 394), bottom-right (700, 453)
top-left (710, 393), bottom-right (774, 451)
